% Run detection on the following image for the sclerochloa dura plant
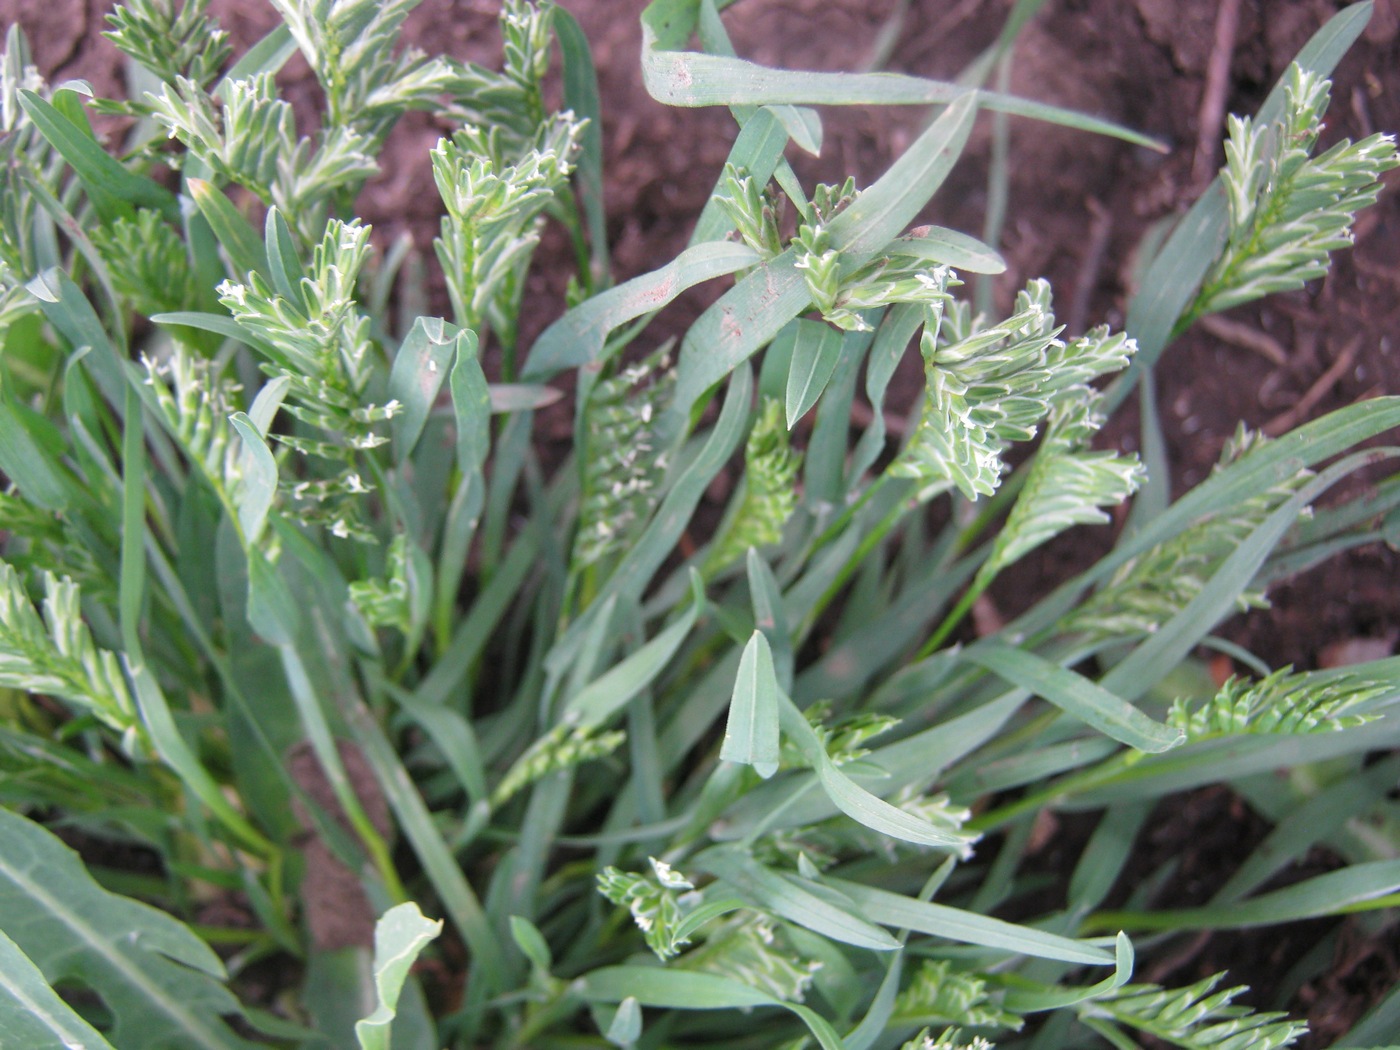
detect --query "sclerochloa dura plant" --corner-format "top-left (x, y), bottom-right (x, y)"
top-left (1, 0), bottom-right (1399, 1046)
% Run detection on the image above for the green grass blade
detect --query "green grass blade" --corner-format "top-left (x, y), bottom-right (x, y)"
top-left (523, 242), bottom-right (757, 378)
top-left (228, 413), bottom-right (277, 545)
top-left (1102, 450), bottom-right (1397, 701)
top-left (778, 694), bottom-right (978, 852)
top-left (263, 207), bottom-right (306, 310)
top-left (219, 23), bottom-right (295, 87)
top-left (1088, 858), bottom-right (1400, 932)
top-left (548, 364), bottom-right (752, 680)
top-left (565, 573), bottom-right (704, 727)
top-left (0, 371), bottom-right (78, 512)
top-left (554, 8), bottom-right (609, 285)
top-left (785, 318), bottom-right (844, 428)
top-left (29, 267), bottom-right (127, 412)
top-left (1002, 933), bottom-right (1135, 1012)
top-left (827, 876), bottom-right (1117, 966)
top-left (966, 643), bottom-right (1184, 752)
top-left (578, 966), bottom-right (844, 1050)
top-left (0, 928), bottom-right (119, 1050)
top-left (342, 697), bottom-right (505, 993)
top-left (18, 90), bottom-right (177, 222)
top-left (889, 225), bottom-right (1006, 274)
top-left (126, 662), bottom-right (274, 857)
top-left (1215, 754), bottom-right (1400, 905)
top-left (696, 847), bottom-right (901, 950)
top-left (388, 317), bottom-right (462, 463)
top-left (747, 546), bottom-right (794, 688)
top-left (639, 14), bottom-right (1160, 150)
top-left (119, 384), bottom-right (145, 658)
top-left (721, 630), bottom-right (781, 778)
top-left (188, 179), bottom-right (269, 279)
top-left (1015, 398), bottom-right (1400, 637)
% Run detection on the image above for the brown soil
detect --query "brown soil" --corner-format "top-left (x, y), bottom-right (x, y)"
top-left (22, 0), bottom-right (1400, 1044)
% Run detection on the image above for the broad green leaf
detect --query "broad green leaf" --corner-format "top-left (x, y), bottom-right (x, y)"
top-left (784, 318), bottom-right (844, 428)
top-left (229, 412), bottom-right (277, 544)
top-left (355, 903), bottom-right (443, 1050)
top-left (0, 928), bottom-right (118, 1050)
top-left (388, 317), bottom-right (462, 462)
top-left (721, 630), bottom-right (781, 777)
top-left (0, 809), bottom-right (261, 1050)
top-left (966, 643), bottom-right (1184, 753)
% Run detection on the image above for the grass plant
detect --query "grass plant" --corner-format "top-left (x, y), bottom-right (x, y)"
top-left (0, 1), bottom-right (1397, 1048)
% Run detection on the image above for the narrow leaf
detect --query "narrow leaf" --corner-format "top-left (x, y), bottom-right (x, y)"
top-left (889, 225), bottom-right (1007, 274)
top-left (188, 179), bottom-right (269, 278)
top-left (721, 631), bottom-right (781, 777)
top-left (784, 318), bottom-right (844, 428)
top-left (263, 208), bottom-right (305, 310)
top-left (18, 90), bottom-right (176, 221)
top-left (389, 317), bottom-right (461, 462)
top-left (229, 412), bottom-right (277, 544)
top-left (694, 848), bottom-right (900, 951)
top-left (565, 573), bottom-right (705, 727)
top-left (967, 643), bottom-right (1184, 752)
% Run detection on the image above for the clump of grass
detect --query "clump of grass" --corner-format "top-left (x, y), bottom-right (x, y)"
top-left (0, 2), bottom-right (1397, 1049)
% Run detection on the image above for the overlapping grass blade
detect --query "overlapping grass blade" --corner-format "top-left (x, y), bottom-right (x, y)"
top-left (966, 643), bottom-right (1184, 752)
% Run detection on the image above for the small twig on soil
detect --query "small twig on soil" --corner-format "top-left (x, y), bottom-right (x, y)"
top-left (1199, 314), bottom-right (1289, 366)
top-left (1067, 197), bottom-right (1112, 336)
top-left (1192, 0), bottom-right (1243, 188)
top-left (1263, 336), bottom-right (1361, 436)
